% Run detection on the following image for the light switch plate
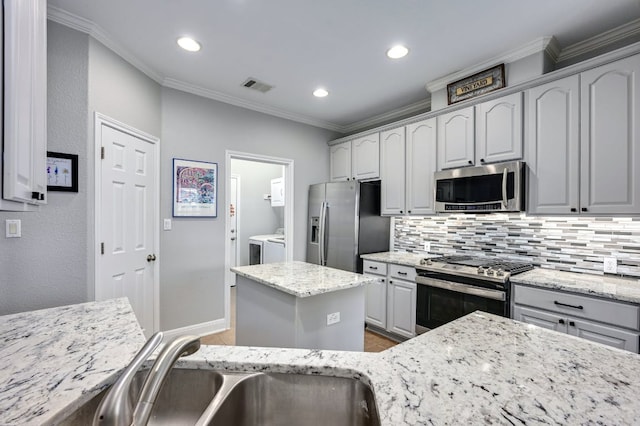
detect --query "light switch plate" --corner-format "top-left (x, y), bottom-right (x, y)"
top-left (6, 219), bottom-right (21, 238)
top-left (603, 257), bottom-right (617, 274)
top-left (163, 218), bottom-right (172, 231)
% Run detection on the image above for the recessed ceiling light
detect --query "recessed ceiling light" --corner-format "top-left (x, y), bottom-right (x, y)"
top-left (177, 36), bottom-right (201, 52)
top-left (313, 88), bottom-right (329, 98)
top-left (387, 45), bottom-right (409, 59)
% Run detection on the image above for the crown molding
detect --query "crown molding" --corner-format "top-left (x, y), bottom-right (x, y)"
top-left (163, 78), bottom-right (347, 133)
top-left (47, 6), bottom-right (164, 84)
top-left (341, 98), bottom-right (432, 134)
top-left (557, 17), bottom-right (640, 63)
top-left (425, 36), bottom-right (558, 93)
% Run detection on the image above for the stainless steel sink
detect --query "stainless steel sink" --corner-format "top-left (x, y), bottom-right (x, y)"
top-left (198, 372), bottom-right (380, 426)
top-left (59, 368), bottom-right (223, 425)
top-left (60, 370), bottom-right (379, 426)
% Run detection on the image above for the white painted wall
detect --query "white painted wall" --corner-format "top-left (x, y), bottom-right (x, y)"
top-left (159, 87), bottom-right (335, 331)
top-left (231, 159), bottom-right (284, 266)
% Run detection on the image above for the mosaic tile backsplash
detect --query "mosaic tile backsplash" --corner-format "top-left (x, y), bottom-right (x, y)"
top-left (394, 214), bottom-right (640, 278)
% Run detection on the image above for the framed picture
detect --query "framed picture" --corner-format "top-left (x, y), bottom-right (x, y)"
top-left (47, 151), bottom-right (78, 192)
top-left (173, 158), bottom-right (218, 217)
top-left (447, 64), bottom-right (506, 105)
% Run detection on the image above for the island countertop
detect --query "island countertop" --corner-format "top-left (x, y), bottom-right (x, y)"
top-left (4, 299), bottom-right (640, 425)
top-left (231, 260), bottom-right (375, 297)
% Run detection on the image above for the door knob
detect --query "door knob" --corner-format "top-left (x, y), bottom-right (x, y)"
top-left (146, 254), bottom-right (157, 262)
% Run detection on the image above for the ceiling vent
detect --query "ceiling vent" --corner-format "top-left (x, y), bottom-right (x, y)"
top-left (242, 77), bottom-right (274, 93)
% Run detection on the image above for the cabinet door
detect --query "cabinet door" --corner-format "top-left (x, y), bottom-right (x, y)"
top-left (406, 118), bottom-right (437, 215)
top-left (569, 318), bottom-right (639, 353)
top-left (526, 75), bottom-right (580, 215)
top-left (476, 92), bottom-right (523, 164)
top-left (580, 55), bottom-right (640, 214)
top-left (329, 141), bottom-right (351, 182)
top-left (352, 134), bottom-right (380, 180)
top-left (364, 273), bottom-right (387, 329)
top-left (437, 106), bottom-right (474, 169)
top-left (2, 0), bottom-right (47, 205)
top-left (387, 278), bottom-right (416, 339)
top-left (513, 305), bottom-right (568, 333)
top-left (380, 127), bottom-right (406, 215)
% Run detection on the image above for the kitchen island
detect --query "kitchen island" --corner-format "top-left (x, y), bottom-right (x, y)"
top-left (3, 298), bottom-right (640, 425)
top-left (231, 261), bottom-right (374, 351)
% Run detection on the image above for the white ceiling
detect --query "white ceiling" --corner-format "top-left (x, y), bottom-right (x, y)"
top-left (48, 0), bottom-right (640, 133)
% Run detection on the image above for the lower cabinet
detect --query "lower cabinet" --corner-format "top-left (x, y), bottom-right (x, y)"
top-left (363, 260), bottom-right (416, 339)
top-left (513, 284), bottom-right (640, 353)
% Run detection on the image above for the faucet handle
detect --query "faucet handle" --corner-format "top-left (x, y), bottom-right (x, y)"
top-left (94, 332), bottom-right (164, 426)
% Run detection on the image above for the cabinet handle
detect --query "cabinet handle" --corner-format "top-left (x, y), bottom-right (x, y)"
top-left (400, 210), bottom-right (403, 214)
top-left (570, 208), bottom-right (577, 212)
top-left (408, 210), bottom-right (412, 214)
top-left (369, 266), bottom-right (378, 270)
top-left (468, 160), bottom-right (473, 165)
top-left (480, 158), bottom-right (485, 163)
top-left (346, 178), bottom-right (350, 181)
top-left (381, 278), bottom-right (385, 282)
top-left (569, 321), bottom-right (575, 327)
top-left (352, 177), bottom-right (356, 181)
top-left (558, 319), bottom-right (565, 325)
top-left (554, 301), bottom-right (583, 310)
top-left (581, 207), bottom-right (588, 212)
top-left (398, 271), bottom-right (408, 276)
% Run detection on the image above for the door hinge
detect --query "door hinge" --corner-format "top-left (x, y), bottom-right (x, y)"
top-left (101, 146), bottom-right (105, 159)
top-left (101, 242), bottom-right (104, 255)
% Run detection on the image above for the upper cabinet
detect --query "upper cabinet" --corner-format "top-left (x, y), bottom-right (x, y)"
top-left (380, 127), bottom-right (406, 215)
top-left (329, 134), bottom-right (379, 182)
top-left (436, 93), bottom-right (523, 170)
top-left (475, 92), bottom-right (523, 165)
top-left (1, 0), bottom-right (47, 210)
top-left (528, 55), bottom-right (640, 215)
top-left (436, 106), bottom-right (474, 169)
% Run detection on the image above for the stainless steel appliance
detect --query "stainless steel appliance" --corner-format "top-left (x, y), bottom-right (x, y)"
top-left (434, 160), bottom-right (525, 213)
top-left (307, 180), bottom-right (389, 273)
top-left (415, 255), bottom-right (533, 333)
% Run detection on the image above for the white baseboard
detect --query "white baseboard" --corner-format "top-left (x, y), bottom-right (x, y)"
top-left (161, 318), bottom-right (227, 342)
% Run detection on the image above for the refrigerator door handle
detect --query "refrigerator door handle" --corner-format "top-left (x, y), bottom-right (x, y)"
top-left (319, 201), bottom-right (327, 265)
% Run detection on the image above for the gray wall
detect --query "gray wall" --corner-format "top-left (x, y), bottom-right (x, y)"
top-left (0, 22), bottom-right (89, 315)
top-left (160, 87), bottom-right (335, 330)
top-left (231, 159), bottom-right (284, 266)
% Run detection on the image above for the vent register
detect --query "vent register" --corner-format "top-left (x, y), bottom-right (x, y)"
top-left (242, 77), bottom-right (274, 93)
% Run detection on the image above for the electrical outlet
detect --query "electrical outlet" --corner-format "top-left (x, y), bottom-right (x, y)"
top-left (423, 242), bottom-right (431, 252)
top-left (603, 257), bottom-right (617, 274)
top-left (327, 312), bottom-right (340, 326)
top-left (163, 219), bottom-right (172, 231)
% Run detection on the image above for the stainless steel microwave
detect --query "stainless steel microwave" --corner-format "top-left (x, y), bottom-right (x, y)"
top-left (434, 160), bottom-right (525, 213)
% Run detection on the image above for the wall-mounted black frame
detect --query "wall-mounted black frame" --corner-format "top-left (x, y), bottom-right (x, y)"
top-left (47, 151), bottom-right (78, 192)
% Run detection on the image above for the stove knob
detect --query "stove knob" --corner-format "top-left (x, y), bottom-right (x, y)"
top-left (496, 269), bottom-right (505, 277)
top-left (477, 267), bottom-right (484, 275)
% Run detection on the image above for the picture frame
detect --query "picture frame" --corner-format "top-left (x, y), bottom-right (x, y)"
top-left (47, 151), bottom-right (78, 192)
top-left (447, 64), bottom-right (506, 105)
top-left (173, 158), bottom-right (218, 217)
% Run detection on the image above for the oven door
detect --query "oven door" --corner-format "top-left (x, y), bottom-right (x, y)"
top-left (416, 275), bottom-right (507, 332)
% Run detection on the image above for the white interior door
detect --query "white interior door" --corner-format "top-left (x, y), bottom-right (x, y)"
top-left (97, 121), bottom-right (158, 336)
top-left (226, 174), bottom-right (240, 286)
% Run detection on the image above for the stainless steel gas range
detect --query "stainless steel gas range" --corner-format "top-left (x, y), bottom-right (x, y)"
top-left (415, 255), bottom-right (533, 334)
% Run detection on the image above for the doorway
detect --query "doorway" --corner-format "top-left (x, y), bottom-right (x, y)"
top-left (94, 113), bottom-right (160, 337)
top-left (224, 151), bottom-right (294, 329)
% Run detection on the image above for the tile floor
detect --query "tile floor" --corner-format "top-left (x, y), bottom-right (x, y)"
top-left (201, 287), bottom-right (398, 353)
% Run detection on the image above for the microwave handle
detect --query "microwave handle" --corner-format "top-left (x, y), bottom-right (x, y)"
top-left (502, 168), bottom-right (508, 209)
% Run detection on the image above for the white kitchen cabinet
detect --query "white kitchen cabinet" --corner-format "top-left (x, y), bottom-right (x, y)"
top-left (363, 260), bottom-right (416, 339)
top-left (475, 92), bottom-right (523, 165)
top-left (513, 284), bottom-right (640, 353)
top-left (1, 0), bottom-right (47, 210)
top-left (380, 127), bottom-right (406, 215)
top-left (270, 177), bottom-right (284, 206)
top-left (579, 54), bottom-right (640, 214)
top-left (406, 118), bottom-right (437, 215)
top-left (329, 134), bottom-right (380, 182)
top-left (526, 75), bottom-right (580, 215)
top-left (528, 55), bottom-right (640, 215)
top-left (437, 106), bottom-right (474, 169)
top-left (381, 118), bottom-right (437, 216)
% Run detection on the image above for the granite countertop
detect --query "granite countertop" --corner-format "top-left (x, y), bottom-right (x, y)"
top-left (3, 299), bottom-right (640, 425)
top-left (231, 260), bottom-right (374, 297)
top-left (361, 251), bottom-right (437, 267)
top-left (511, 268), bottom-right (640, 304)
top-left (0, 298), bottom-right (145, 425)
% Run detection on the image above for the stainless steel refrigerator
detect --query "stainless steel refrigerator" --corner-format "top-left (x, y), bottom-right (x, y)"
top-left (306, 180), bottom-right (390, 273)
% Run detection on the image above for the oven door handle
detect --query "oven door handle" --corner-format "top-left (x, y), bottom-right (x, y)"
top-left (416, 276), bottom-right (506, 301)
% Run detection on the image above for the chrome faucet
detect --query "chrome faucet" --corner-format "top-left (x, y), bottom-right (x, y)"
top-left (93, 332), bottom-right (201, 426)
